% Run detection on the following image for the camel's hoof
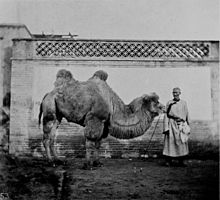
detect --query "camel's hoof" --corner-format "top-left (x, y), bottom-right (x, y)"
top-left (82, 163), bottom-right (94, 170)
top-left (54, 159), bottom-right (65, 165)
top-left (47, 160), bottom-right (56, 167)
top-left (93, 161), bottom-right (103, 167)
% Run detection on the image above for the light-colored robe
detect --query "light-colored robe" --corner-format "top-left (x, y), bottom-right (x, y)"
top-left (163, 99), bottom-right (190, 157)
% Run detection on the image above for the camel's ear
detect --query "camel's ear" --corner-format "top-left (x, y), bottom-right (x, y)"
top-left (143, 93), bottom-right (159, 103)
top-left (149, 92), bottom-right (159, 102)
top-left (142, 95), bottom-right (151, 103)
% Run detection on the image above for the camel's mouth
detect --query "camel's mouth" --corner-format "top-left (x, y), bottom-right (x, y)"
top-left (158, 102), bottom-right (166, 113)
top-left (148, 102), bottom-right (165, 116)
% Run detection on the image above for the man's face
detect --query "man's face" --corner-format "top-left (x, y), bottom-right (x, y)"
top-left (172, 89), bottom-right (181, 100)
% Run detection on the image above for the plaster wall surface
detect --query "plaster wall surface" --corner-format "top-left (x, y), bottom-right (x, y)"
top-left (10, 39), bottom-right (219, 158)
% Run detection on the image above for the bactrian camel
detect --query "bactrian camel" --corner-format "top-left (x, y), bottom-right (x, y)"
top-left (39, 69), bottom-right (165, 168)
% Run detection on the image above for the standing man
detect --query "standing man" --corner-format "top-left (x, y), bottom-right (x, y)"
top-left (163, 87), bottom-right (190, 167)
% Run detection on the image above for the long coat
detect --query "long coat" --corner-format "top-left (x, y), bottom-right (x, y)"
top-left (163, 99), bottom-right (190, 157)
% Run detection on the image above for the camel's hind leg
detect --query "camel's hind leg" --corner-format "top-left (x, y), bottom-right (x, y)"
top-left (49, 121), bottom-right (59, 160)
top-left (42, 115), bottom-right (59, 162)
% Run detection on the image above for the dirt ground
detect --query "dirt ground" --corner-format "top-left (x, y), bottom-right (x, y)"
top-left (0, 154), bottom-right (218, 200)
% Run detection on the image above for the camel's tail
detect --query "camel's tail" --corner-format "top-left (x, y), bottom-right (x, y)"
top-left (38, 93), bottom-right (49, 127)
top-left (38, 102), bottom-right (43, 126)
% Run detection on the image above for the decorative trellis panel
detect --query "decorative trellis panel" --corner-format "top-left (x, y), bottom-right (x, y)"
top-left (35, 41), bottom-right (210, 59)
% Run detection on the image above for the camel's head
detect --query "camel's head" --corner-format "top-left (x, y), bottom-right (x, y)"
top-left (142, 93), bottom-right (165, 117)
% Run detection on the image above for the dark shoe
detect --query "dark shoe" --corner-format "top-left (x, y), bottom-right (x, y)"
top-left (164, 162), bottom-right (172, 167)
top-left (178, 163), bottom-right (187, 167)
top-left (176, 162), bottom-right (187, 167)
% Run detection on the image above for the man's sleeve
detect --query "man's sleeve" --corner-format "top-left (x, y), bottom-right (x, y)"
top-left (185, 102), bottom-right (190, 125)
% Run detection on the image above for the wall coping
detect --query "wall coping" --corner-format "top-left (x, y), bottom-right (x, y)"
top-left (12, 38), bottom-right (219, 43)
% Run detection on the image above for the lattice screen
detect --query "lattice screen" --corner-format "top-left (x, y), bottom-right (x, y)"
top-left (35, 41), bottom-right (209, 59)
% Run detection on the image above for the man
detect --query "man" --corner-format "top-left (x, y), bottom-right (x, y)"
top-left (163, 87), bottom-right (190, 167)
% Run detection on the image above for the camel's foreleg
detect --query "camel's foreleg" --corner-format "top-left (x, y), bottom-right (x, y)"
top-left (84, 114), bottom-right (104, 169)
top-left (84, 139), bottom-right (103, 169)
top-left (85, 139), bottom-right (95, 167)
top-left (93, 140), bottom-right (103, 167)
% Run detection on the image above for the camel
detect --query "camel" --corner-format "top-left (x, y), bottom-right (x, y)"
top-left (38, 69), bottom-right (165, 168)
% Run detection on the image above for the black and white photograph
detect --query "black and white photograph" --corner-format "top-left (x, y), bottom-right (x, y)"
top-left (0, 0), bottom-right (219, 199)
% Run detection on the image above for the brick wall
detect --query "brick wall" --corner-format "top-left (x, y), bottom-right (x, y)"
top-left (0, 24), bottom-right (32, 151)
top-left (10, 62), bottom-right (33, 155)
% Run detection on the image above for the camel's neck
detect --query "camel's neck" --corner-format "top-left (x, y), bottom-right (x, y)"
top-left (91, 79), bottom-right (156, 139)
top-left (109, 107), bottom-right (154, 139)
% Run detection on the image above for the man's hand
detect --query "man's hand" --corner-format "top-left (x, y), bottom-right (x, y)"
top-left (163, 130), bottom-right (169, 135)
top-left (176, 117), bottom-right (185, 122)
